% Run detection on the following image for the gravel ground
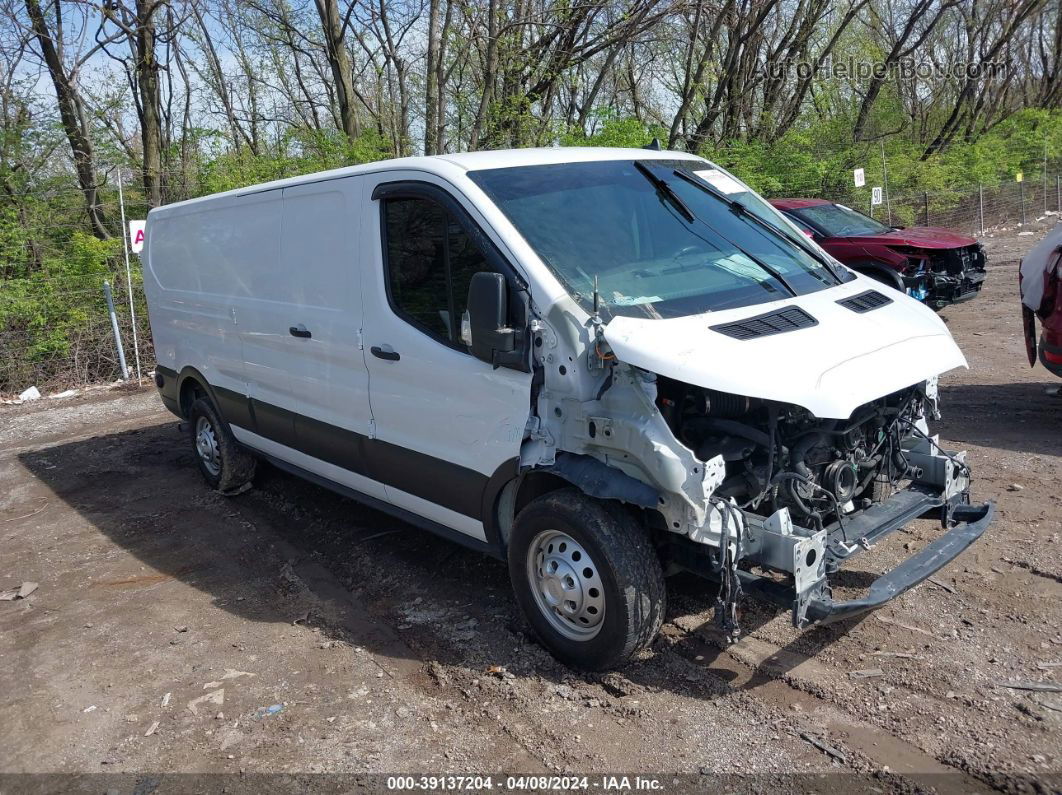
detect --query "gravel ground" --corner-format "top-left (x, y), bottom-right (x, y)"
top-left (1, 221), bottom-right (1060, 792)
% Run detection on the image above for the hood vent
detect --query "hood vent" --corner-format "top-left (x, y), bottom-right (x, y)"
top-left (836, 290), bottom-right (892, 313)
top-left (710, 306), bottom-right (818, 340)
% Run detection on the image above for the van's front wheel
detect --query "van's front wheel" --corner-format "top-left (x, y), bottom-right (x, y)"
top-left (508, 489), bottom-right (665, 671)
top-left (187, 397), bottom-right (256, 493)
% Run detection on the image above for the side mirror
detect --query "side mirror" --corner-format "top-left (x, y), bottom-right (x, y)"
top-left (467, 272), bottom-right (515, 365)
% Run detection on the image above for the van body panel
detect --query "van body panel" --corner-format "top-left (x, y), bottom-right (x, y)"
top-left (206, 192), bottom-right (302, 446)
top-left (144, 198), bottom-right (256, 404)
top-left (276, 179), bottom-right (379, 487)
top-left (359, 169), bottom-right (534, 528)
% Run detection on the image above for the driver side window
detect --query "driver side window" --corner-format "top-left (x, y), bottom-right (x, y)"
top-left (382, 196), bottom-right (493, 347)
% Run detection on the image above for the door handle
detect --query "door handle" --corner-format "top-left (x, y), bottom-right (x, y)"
top-left (371, 345), bottom-right (400, 361)
top-left (289, 324), bottom-right (311, 338)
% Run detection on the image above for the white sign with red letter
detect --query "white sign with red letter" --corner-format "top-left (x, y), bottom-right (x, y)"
top-left (129, 220), bottom-right (146, 254)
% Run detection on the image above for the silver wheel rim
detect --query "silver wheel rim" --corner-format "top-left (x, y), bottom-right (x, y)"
top-left (526, 530), bottom-right (605, 641)
top-left (195, 415), bottom-right (222, 476)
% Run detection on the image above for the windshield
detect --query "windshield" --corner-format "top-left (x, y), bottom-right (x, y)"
top-left (791, 203), bottom-right (892, 237)
top-left (467, 159), bottom-right (839, 319)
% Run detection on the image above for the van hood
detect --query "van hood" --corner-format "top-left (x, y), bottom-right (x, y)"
top-left (603, 279), bottom-right (967, 419)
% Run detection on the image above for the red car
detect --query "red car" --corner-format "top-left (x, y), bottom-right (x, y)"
top-left (1020, 226), bottom-right (1062, 379)
top-left (770, 198), bottom-right (987, 309)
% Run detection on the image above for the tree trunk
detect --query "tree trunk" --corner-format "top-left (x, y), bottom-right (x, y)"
top-left (469, 0), bottom-right (498, 150)
top-left (137, 0), bottom-right (163, 207)
top-left (424, 0), bottom-right (441, 154)
top-left (314, 0), bottom-right (360, 143)
top-left (24, 0), bottom-right (109, 238)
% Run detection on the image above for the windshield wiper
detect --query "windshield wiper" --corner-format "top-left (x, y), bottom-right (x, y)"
top-left (672, 169), bottom-right (847, 285)
top-left (635, 161), bottom-right (798, 296)
top-left (634, 161), bottom-right (695, 223)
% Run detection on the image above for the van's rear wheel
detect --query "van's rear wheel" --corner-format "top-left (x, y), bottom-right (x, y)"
top-left (187, 397), bottom-right (255, 493)
top-left (508, 489), bottom-right (665, 671)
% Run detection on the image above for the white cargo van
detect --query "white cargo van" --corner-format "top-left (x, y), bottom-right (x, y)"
top-left (144, 147), bottom-right (993, 670)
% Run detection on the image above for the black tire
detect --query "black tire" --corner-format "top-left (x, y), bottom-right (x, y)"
top-left (187, 397), bottom-right (256, 493)
top-left (508, 488), bottom-right (666, 671)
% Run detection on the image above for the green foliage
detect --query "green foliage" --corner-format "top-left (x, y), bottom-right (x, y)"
top-left (1, 232), bottom-right (123, 384)
top-left (0, 127), bottom-right (402, 391)
top-left (701, 109), bottom-right (1062, 203)
top-left (701, 130), bottom-right (845, 196)
top-left (2, 102), bottom-right (1060, 392)
top-left (561, 115), bottom-right (668, 149)
top-left (193, 128), bottom-right (393, 195)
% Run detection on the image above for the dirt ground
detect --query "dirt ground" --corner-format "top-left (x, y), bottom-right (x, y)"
top-left (2, 221), bottom-right (1060, 793)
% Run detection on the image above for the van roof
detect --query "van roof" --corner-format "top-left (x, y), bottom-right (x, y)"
top-left (149, 147), bottom-right (705, 213)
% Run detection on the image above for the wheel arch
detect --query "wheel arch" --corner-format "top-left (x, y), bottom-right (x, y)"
top-left (177, 367), bottom-right (214, 418)
top-left (484, 466), bottom-right (569, 556)
top-left (849, 261), bottom-right (906, 291)
top-left (487, 455), bottom-right (660, 556)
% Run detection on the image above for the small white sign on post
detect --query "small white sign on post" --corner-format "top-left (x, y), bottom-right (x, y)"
top-left (853, 168), bottom-right (865, 188)
top-left (128, 220), bottom-right (146, 254)
top-left (871, 186), bottom-right (883, 206)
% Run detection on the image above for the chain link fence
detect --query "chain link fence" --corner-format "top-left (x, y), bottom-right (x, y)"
top-left (823, 175), bottom-right (1062, 235)
top-left (0, 180), bottom-right (153, 397)
top-left (1, 166), bottom-right (1060, 398)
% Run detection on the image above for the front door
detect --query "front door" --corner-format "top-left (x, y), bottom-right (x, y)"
top-left (360, 173), bottom-right (533, 540)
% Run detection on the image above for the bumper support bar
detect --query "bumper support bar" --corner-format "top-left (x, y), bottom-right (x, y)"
top-left (803, 501), bottom-right (995, 625)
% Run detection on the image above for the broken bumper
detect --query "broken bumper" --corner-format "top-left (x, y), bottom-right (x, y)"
top-left (804, 500), bottom-right (994, 625)
top-left (734, 485), bottom-right (994, 628)
top-left (928, 270), bottom-right (987, 308)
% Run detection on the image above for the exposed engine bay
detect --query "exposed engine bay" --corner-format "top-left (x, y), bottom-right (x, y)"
top-left (655, 377), bottom-right (932, 529)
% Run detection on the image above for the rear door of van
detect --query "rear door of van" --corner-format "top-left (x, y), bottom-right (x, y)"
top-left (359, 170), bottom-right (534, 541)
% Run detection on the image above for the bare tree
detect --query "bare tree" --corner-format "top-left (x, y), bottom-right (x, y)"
top-left (851, 0), bottom-right (960, 142)
top-left (18, 0), bottom-right (116, 236)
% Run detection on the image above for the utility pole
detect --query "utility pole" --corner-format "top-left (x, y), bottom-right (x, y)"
top-left (978, 184), bottom-right (984, 235)
top-left (103, 281), bottom-right (129, 380)
top-left (117, 169), bottom-right (142, 382)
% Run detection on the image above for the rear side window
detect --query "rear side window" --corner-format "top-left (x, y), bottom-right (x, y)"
top-left (383, 197), bottom-right (492, 346)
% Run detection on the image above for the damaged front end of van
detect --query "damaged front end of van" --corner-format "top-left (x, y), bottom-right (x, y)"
top-left (472, 156), bottom-right (993, 639)
top-left (522, 308), bottom-right (993, 637)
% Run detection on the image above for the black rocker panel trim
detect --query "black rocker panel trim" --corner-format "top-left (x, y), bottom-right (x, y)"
top-left (198, 384), bottom-right (496, 523)
top-left (291, 406), bottom-right (487, 520)
top-left (368, 435), bottom-right (487, 520)
top-left (260, 452), bottom-right (502, 560)
top-left (294, 411), bottom-right (373, 478)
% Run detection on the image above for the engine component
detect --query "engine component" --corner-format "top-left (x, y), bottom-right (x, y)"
top-left (655, 377), bottom-right (929, 528)
top-left (823, 460), bottom-right (858, 503)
